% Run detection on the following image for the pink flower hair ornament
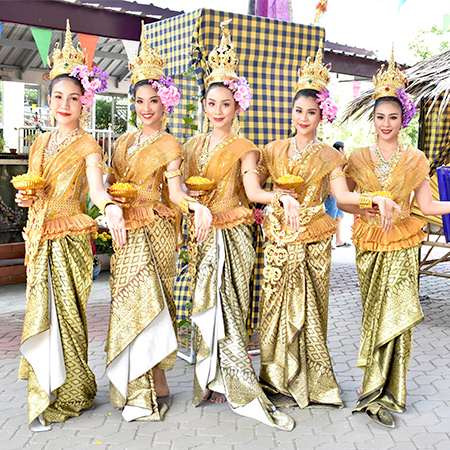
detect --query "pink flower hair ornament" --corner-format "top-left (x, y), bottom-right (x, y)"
top-left (315, 89), bottom-right (338, 124)
top-left (70, 65), bottom-right (108, 114)
top-left (223, 77), bottom-right (252, 113)
top-left (148, 76), bottom-right (181, 114)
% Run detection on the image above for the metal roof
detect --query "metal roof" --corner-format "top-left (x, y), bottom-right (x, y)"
top-left (0, 21), bottom-right (131, 83)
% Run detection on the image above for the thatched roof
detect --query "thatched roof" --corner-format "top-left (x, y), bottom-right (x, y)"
top-left (342, 48), bottom-right (450, 122)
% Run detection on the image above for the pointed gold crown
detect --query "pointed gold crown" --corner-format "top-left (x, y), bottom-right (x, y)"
top-left (205, 19), bottom-right (239, 88)
top-left (373, 47), bottom-right (407, 100)
top-left (129, 22), bottom-right (165, 87)
top-left (48, 19), bottom-right (87, 80)
top-left (295, 39), bottom-right (330, 93)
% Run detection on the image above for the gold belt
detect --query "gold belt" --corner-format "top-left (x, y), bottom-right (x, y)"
top-left (362, 209), bottom-right (411, 226)
top-left (208, 195), bottom-right (240, 213)
top-left (134, 189), bottom-right (161, 205)
top-left (46, 198), bottom-right (82, 218)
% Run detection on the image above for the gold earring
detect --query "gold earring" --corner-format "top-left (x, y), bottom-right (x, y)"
top-left (316, 122), bottom-right (324, 139)
top-left (50, 113), bottom-right (55, 128)
top-left (290, 120), bottom-right (296, 136)
top-left (232, 115), bottom-right (240, 134)
top-left (161, 113), bottom-right (168, 131)
top-left (202, 111), bottom-right (209, 134)
top-left (398, 128), bottom-right (405, 145)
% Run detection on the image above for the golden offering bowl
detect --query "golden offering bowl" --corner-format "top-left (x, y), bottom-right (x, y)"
top-left (107, 182), bottom-right (138, 206)
top-left (274, 175), bottom-right (304, 191)
top-left (185, 176), bottom-right (215, 195)
top-left (11, 173), bottom-right (45, 199)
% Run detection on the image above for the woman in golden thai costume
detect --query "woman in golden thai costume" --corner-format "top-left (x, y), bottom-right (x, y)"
top-left (14, 21), bottom-right (126, 432)
top-left (179, 20), bottom-right (296, 431)
top-left (105, 24), bottom-right (212, 422)
top-left (253, 41), bottom-right (401, 411)
top-left (345, 52), bottom-right (450, 428)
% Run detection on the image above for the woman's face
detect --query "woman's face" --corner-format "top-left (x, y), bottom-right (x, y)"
top-left (291, 95), bottom-right (321, 139)
top-left (373, 101), bottom-right (402, 144)
top-left (134, 84), bottom-right (164, 130)
top-left (48, 78), bottom-right (83, 127)
top-left (203, 86), bottom-right (238, 133)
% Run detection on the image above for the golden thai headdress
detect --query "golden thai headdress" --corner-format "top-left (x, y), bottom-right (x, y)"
top-left (373, 47), bottom-right (407, 100)
top-left (47, 19), bottom-right (87, 80)
top-left (205, 19), bottom-right (239, 88)
top-left (129, 21), bottom-right (165, 87)
top-left (295, 39), bottom-right (330, 93)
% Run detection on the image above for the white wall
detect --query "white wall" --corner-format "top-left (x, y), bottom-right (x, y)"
top-left (2, 81), bottom-right (24, 151)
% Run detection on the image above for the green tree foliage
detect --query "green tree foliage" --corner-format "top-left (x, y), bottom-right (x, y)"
top-left (409, 25), bottom-right (450, 61)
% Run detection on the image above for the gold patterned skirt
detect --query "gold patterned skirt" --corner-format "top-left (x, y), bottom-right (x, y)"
top-left (191, 224), bottom-right (294, 431)
top-left (19, 234), bottom-right (97, 428)
top-left (259, 238), bottom-right (343, 409)
top-left (106, 214), bottom-right (177, 421)
top-left (354, 245), bottom-right (423, 414)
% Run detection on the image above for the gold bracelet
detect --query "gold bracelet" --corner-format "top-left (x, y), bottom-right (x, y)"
top-left (372, 190), bottom-right (394, 200)
top-left (271, 192), bottom-right (284, 209)
top-left (164, 169), bottom-right (182, 180)
top-left (243, 168), bottom-right (260, 177)
top-left (98, 198), bottom-right (117, 216)
top-left (357, 193), bottom-right (375, 209)
top-left (179, 196), bottom-right (198, 214)
top-left (330, 170), bottom-right (345, 181)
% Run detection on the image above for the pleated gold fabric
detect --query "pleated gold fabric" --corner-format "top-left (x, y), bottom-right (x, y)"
top-left (192, 224), bottom-right (293, 430)
top-left (354, 245), bottom-right (423, 414)
top-left (259, 238), bottom-right (343, 408)
top-left (19, 234), bottom-right (97, 426)
top-left (107, 215), bottom-right (177, 418)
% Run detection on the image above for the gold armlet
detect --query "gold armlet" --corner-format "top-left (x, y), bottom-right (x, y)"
top-left (86, 161), bottom-right (110, 175)
top-left (243, 168), bottom-right (260, 177)
top-left (330, 171), bottom-right (345, 181)
top-left (357, 193), bottom-right (375, 209)
top-left (164, 169), bottom-right (182, 180)
top-left (179, 196), bottom-right (198, 214)
top-left (98, 198), bottom-right (117, 216)
top-left (86, 162), bottom-right (103, 169)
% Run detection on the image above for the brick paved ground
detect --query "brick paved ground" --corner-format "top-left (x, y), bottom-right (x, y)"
top-left (0, 242), bottom-right (450, 450)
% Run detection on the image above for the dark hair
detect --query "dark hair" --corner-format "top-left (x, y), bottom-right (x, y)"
top-left (205, 82), bottom-right (235, 102)
top-left (132, 79), bottom-right (153, 98)
top-left (333, 141), bottom-right (344, 151)
top-left (49, 74), bottom-right (83, 95)
top-left (373, 96), bottom-right (403, 116)
top-left (292, 88), bottom-right (319, 107)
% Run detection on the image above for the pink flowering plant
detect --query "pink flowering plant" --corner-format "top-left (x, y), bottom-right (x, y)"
top-left (396, 87), bottom-right (416, 129)
top-left (70, 65), bottom-right (108, 114)
top-left (253, 208), bottom-right (264, 225)
top-left (148, 76), bottom-right (181, 114)
top-left (223, 77), bottom-right (252, 113)
top-left (315, 89), bottom-right (338, 124)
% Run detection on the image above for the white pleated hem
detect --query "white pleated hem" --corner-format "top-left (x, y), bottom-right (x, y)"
top-left (20, 264), bottom-right (66, 431)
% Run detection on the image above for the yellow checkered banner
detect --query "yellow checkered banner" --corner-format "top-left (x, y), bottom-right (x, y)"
top-left (421, 96), bottom-right (450, 175)
top-left (146, 8), bottom-right (325, 148)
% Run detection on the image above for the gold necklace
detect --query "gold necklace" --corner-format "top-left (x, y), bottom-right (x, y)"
top-left (289, 138), bottom-right (315, 162)
top-left (373, 144), bottom-right (403, 184)
top-left (45, 127), bottom-right (80, 160)
top-left (127, 129), bottom-right (163, 154)
top-left (197, 132), bottom-right (236, 174)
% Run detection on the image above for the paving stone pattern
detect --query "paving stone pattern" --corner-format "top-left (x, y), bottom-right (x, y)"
top-left (0, 247), bottom-right (449, 450)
